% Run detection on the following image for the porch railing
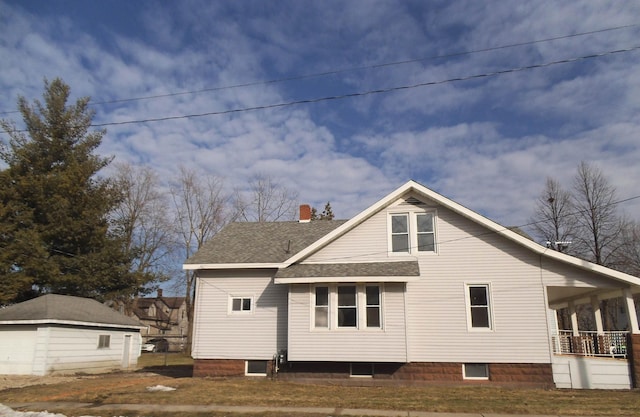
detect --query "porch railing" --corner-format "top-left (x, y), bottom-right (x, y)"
top-left (552, 330), bottom-right (629, 358)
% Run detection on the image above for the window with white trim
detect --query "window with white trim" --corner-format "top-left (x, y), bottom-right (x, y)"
top-left (466, 284), bottom-right (492, 330)
top-left (246, 360), bottom-right (268, 376)
top-left (315, 286), bottom-right (329, 328)
top-left (389, 211), bottom-right (436, 254)
top-left (312, 284), bottom-right (383, 330)
top-left (365, 285), bottom-right (381, 328)
top-left (390, 214), bottom-right (410, 252)
top-left (98, 334), bottom-right (110, 349)
top-left (338, 286), bottom-right (357, 328)
top-left (463, 363), bottom-right (489, 380)
top-left (230, 296), bottom-right (253, 314)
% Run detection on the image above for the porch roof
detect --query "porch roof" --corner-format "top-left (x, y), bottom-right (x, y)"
top-left (273, 261), bottom-right (420, 284)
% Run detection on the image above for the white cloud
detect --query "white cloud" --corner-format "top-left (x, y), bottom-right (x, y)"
top-left (2, 0), bottom-right (639, 236)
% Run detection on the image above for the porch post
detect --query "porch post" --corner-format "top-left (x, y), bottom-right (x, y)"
top-left (622, 288), bottom-right (639, 334)
top-left (591, 296), bottom-right (604, 334)
top-left (568, 301), bottom-right (580, 336)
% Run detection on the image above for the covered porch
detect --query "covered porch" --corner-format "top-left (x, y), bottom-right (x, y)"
top-left (547, 285), bottom-right (640, 389)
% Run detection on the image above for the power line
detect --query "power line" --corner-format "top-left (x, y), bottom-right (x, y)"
top-left (2, 44), bottom-right (637, 135)
top-left (1, 23), bottom-right (638, 115)
top-left (84, 45), bottom-right (640, 128)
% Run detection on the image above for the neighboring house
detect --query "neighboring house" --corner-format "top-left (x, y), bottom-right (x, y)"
top-left (184, 180), bottom-right (640, 389)
top-left (131, 290), bottom-right (188, 352)
top-left (0, 294), bottom-right (144, 375)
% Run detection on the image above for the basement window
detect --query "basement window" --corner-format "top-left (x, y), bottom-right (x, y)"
top-left (246, 360), bottom-right (268, 376)
top-left (350, 363), bottom-right (374, 378)
top-left (463, 363), bottom-right (489, 380)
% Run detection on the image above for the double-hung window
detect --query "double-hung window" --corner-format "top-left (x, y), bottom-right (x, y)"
top-left (466, 284), bottom-right (492, 330)
top-left (416, 213), bottom-right (435, 251)
top-left (313, 284), bottom-right (383, 330)
top-left (391, 214), bottom-right (410, 253)
top-left (389, 211), bottom-right (436, 254)
top-left (337, 286), bottom-right (357, 327)
top-left (315, 286), bottom-right (329, 328)
top-left (365, 286), bottom-right (381, 328)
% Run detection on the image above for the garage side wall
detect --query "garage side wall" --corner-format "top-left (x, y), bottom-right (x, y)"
top-left (43, 325), bottom-right (140, 375)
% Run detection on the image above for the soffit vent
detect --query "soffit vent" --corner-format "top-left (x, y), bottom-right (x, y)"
top-left (401, 197), bottom-right (426, 206)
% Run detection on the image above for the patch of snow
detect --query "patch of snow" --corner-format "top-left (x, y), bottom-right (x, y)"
top-left (145, 385), bottom-right (176, 392)
top-left (0, 404), bottom-right (132, 417)
top-left (0, 404), bottom-right (71, 417)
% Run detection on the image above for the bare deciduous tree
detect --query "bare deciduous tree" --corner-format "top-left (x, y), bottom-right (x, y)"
top-left (171, 167), bottom-right (230, 350)
top-left (530, 177), bottom-right (577, 253)
top-left (233, 174), bottom-right (299, 222)
top-left (614, 220), bottom-right (640, 277)
top-left (571, 161), bottom-right (625, 266)
top-left (112, 163), bottom-right (176, 295)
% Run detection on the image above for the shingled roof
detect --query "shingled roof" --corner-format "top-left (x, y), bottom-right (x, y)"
top-left (0, 294), bottom-right (144, 329)
top-left (274, 261), bottom-right (420, 279)
top-left (185, 220), bottom-right (347, 265)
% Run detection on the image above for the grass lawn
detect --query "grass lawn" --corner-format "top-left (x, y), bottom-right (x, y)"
top-left (1, 354), bottom-right (639, 417)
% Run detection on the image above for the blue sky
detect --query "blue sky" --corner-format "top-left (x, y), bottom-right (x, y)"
top-left (2, 0), bottom-right (639, 232)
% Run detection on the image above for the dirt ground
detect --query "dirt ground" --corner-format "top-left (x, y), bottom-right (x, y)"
top-left (0, 370), bottom-right (167, 391)
top-left (0, 374), bottom-right (86, 391)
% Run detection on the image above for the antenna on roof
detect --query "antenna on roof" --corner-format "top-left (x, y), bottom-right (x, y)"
top-left (545, 241), bottom-right (572, 252)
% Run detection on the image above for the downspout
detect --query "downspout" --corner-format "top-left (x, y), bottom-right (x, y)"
top-left (403, 281), bottom-right (410, 363)
top-left (539, 252), bottom-right (554, 363)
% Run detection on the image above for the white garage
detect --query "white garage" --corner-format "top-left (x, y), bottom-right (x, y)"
top-left (0, 294), bottom-right (144, 375)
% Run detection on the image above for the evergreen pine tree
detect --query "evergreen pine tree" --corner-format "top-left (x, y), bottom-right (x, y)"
top-left (0, 78), bottom-right (136, 304)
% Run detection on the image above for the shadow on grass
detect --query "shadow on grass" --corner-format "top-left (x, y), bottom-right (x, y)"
top-left (137, 364), bottom-right (193, 378)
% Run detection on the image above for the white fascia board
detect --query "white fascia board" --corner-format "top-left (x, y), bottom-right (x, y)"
top-left (274, 276), bottom-right (420, 284)
top-left (0, 319), bottom-right (145, 330)
top-left (412, 182), bottom-right (640, 287)
top-left (183, 263), bottom-right (283, 270)
top-left (283, 181), bottom-right (419, 266)
top-left (284, 180), bottom-right (640, 288)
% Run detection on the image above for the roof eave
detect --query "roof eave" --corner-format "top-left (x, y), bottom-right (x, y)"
top-left (0, 319), bottom-right (145, 330)
top-left (274, 276), bottom-right (420, 284)
top-left (282, 180), bottom-right (640, 288)
top-left (283, 181), bottom-right (421, 266)
top-left (183, 263), bottom-right (283, 270)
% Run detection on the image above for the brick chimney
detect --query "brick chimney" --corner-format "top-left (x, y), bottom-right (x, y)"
top-left (299, 204), bottom-right (311, 223)
top-left (157, 289), bottom-right (163, 298)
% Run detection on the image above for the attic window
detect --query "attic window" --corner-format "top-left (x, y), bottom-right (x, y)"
top-left (389, 211), bottom-right (436, 254)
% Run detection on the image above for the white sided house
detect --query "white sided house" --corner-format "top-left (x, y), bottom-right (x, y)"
top-left (0, 294), bottom-right (144, 375)
top-left (185, 180), bottom-right (640, 389)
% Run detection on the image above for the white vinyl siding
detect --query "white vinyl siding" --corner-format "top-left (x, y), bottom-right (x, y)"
top-left (302, 193), bottom-right (557, 364)
top-left (404, 206), bottom-right (554, 363)
top-left (192, 270), bottom-right (287, 360)
top-left (43, 326), bottom-right (140, 374)
top-left (193, 191), bottom-right (634, 369)
top-left (288, 282), bottom-right (407, 362)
